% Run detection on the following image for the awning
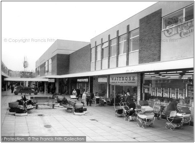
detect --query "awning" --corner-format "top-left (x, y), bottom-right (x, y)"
top-left (1, 71), bottom-right (9, 77)
top-left (4, 77), bottom-right (49, 82)
top-left (44, 58), bottom-right (193, 79)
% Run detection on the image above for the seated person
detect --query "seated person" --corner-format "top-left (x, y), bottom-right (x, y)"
top-left (164, 100), bottom-right (179, 117)
top-left (126, 98), bottom-right (136, 120)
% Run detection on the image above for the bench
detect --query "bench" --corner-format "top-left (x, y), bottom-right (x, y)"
top-left (30, 96), bottom-right (57, 109)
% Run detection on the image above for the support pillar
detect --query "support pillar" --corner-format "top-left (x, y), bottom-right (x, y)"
top-left (55, 78), bottom-right (59, 94)
top-left (137, 73), bottom-right (144, 105)
top-left (44, 82), bottom-right (47, 94)
top-left (68, 79), bottom-right (71, 95)
top-left (106, 75), bottom-right (110, 98)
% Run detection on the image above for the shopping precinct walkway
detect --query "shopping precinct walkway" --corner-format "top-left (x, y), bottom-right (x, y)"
top-left (1, 90), bottom-right (194, 142)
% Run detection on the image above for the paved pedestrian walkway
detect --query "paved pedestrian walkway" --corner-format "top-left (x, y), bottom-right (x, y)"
top-left (1, 90), bottom-right (194, 142)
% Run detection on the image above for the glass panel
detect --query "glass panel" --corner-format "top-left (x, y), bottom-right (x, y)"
top-left (110, 38), bottom-right (117, 56)
top-left (102, 42), bottom-right (108, 48)
top-left (163, 9), bottom-right (183, 29)
top-left (97, 45), bottom-right (101, 61)
top-left (185, 5), bottom-right (194, 21)
top-left (103, 46), bottom-right (108, 59)
top-left (130, 28), bottom-right (139, 37)
top-left (130, 36), bottom-right (139, 51)
top-left (91, 47), bottom-right (95, 62)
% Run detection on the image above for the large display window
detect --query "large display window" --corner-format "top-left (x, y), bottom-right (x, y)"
top-left (144, 69), bottom-right (194, 102)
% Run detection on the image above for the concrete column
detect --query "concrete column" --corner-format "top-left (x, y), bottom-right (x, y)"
top-left (137, 73), bottom-right (144, 104)
top-left (55, 78), bottom-right (59, 93)
top-left (116, 30), bottom-right (119, 67)
top-left (108, 35), bottom-right (110, 69)
top-left (44, 82), bottom-right (47, 94)
top-left (126, 25), bottom-right (130, 66)
top-left (106, 75), bottom-right (110, 98)
top-left (68, 79), bottom-right (71, 95)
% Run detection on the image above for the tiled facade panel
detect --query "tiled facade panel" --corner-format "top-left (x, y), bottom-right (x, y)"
top-left (102, 59), bottom-right (108, 69)
top-left (129, 52), bottom-right (139, 66)
top-left (139, 9), bottom-right (162, 64)
top-left (91, 62), bottom-right (95, 71)
top-left (52, 55), bottom-right (57, 75)
top-left (110, 56), bottom-right (117, 68)
top-left (69, 44), bottom-right (91, 74)
top-left (57, 54), bottom-right (69, 75)
top-left (118, 54), bottom-right (126, 67)
top-left (40, 63), bottom-right (45, 76)
top-left (96, 61), bottom-right (101, 71)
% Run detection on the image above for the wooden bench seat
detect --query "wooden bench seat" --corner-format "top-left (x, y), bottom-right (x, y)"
top-left (30, 96), bottom-right (57, 109)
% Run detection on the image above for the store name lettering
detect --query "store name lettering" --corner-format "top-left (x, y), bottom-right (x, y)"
top-left (111, 76), bottom-right (136, 82)
top-left (164, 20), bottom-right (193, 38)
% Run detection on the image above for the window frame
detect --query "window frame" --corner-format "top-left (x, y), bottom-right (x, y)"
top-left (119, 34), bottom-right (127, 55)
top-left (102, 42), bottom-right (109, 59)
top-left (91, 47), bottom-right (96, 62)
top-left (110, 38), bottom-right (117, 57)
top-left (96, 44), bottom-right (102, 61)
top-left (162, 4), bottom-right (194, 31)
top-left (129, 28), bottom-right (139, 52)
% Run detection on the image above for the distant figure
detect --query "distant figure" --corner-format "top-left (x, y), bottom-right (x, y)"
top-left (86, 91), bottom-right (91, 106)
top-left (72, 89), bottom-right (77, 95)
top-left (81, 90), bottom-right (87, 106)
top-left (11, 84), bottom-right (14, 93)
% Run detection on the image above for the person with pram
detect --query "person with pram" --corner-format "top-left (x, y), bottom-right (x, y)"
top-left (125, 96), bottom-right (136, 121)
top-left (123, 93), bottom-right (136, 121)
top-left (163, 99), bottom-right (185, 130)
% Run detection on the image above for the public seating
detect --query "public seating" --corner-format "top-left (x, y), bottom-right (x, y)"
top-left (30, 95), bottom-right (57, 109)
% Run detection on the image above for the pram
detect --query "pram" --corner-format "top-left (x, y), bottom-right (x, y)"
top-left (165, 111), bottom-right (183, 130)
top-left (123, 105), bottom-right (136, 121)
top-left (136, 106), bottom-right (155, 128)
top-left (115, 102), bottom-right (126, 117)
top-left (153, 102), bottom-right (162, 119)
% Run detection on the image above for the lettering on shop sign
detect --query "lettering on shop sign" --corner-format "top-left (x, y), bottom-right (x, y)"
top-left (163, 20), bottom-right (193, 38)
top-left (110, 74), bottom-right (137, 85)
top-left (77, 79), bottom-right (88, 82)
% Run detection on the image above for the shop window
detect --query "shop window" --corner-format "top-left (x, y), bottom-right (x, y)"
top-left (102, 42), bottom-right (108, 59)
top-left (185, 5), bottom-right (194, 21)
top-left (96, 45), bottom-right (101, 61)
top-left (129, 28), bottom-right (139, 52)
top-left (91, 47), bottom-right (95, 62)
top-left (110, 38), bottom-right (117, 57)
top-left (163, 5), bottom-right (194, 29)
top-left (119, 34), bottom-right (127, 55)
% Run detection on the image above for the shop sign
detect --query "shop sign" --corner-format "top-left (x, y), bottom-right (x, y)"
top-left (77, 78), bottom-right (88, 82)
top-left (163, 20), bottom-right (194, 38)
top-left (110, 74), bottom-right (137, 86)
top-left (98, 78), bottom-right (107, 83)
top-left (48, 79), bottom-right (55, 82)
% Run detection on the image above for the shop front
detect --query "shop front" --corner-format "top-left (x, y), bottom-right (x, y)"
top-left (110, 73), bottom-right (138, 101)
top-left (143, 69), bottom-right (194, 101)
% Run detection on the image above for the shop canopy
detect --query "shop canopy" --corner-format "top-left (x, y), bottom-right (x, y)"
top-left (4, 77), bottom-right (49, 82)
top-left (44, 58), bottom-right (193, 79)
top-left (1, 71), bottom-right (9, 77)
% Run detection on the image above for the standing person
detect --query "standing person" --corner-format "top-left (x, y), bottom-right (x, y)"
top-left (81, 89), bottom-right (87, 106)
top-left (11, 84), bottom-right (14, 93)
top-left (86, 91), bottom-right (91, 106)
top-left (76, 89), bottom-right (80, 101)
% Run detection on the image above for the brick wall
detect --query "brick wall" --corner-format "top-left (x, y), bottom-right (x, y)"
top-left (69, 44), bottom-right (91, 74)
top-left (57, 54), bottom-right (69, 75)
top-left (139, 9), bottom-right (162, 64)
